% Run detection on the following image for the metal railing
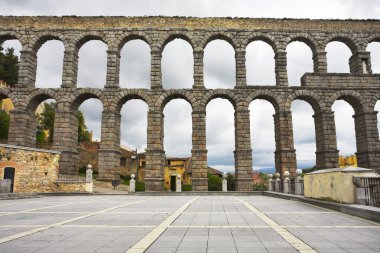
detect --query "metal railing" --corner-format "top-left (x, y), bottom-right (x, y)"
top-left (355, 177), bottom-right (380, 207)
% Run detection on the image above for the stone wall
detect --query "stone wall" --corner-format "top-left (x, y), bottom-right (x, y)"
top-left (0, 144), bottom-right (60, 193)
top-left (0, 144), bottom-right (90, 193)
top-left (1, 16), bottom-right (380, 191)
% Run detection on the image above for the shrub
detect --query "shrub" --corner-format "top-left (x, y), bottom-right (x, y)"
top-left (182, 184), bottom-right (192, 191)
top-left (208, 173), bottom-right (222, 191)
top-left (253, 183), bottom-right (267, 191)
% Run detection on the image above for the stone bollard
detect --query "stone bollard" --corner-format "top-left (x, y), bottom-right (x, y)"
top-left (222, 173), bottom-right (228, 192)
top-left (85, 164), bottom-right (93, 193)
top-left (267, 174), bottom-right (273, 191)
top-left (86, 164), bottom-right (93, 183)
top-left (176, 175), bottom-right (182, 192)
top-left (283, 171), bottom-right (290, 194)
top-left (295, 169), bottom-right (303, 195)
top-left (129, 174), bottom-right (136, 193)
top-left (274, 173), bottom-right (281, 192)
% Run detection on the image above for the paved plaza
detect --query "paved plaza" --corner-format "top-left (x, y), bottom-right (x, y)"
top-left (0, 195), bottom-right (379, 253)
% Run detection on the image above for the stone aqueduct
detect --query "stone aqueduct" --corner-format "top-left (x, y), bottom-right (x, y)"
top-left (1, 16), bottom-right (380, 191)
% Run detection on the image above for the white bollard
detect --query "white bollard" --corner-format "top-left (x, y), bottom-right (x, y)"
top-left (267, 174), bottom-right (273, 191)
top-left (274, 173), bottom-right (281, 192)
top-left (176, 175), bottom-right (182, 192)
top-left (129, 174), bottom-right (136, 193)
top-left (222, 173), bottom-right (228, 192)
top-left (86, 164), bottom-right (93, 183)
top-left (295, 169), bottom-right (303, 195)
top-left (85, 164), bottom-right (93, 193)
top-left (283, 171), bottom-right (290, 194)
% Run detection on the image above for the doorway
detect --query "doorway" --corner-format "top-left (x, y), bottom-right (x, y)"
top-left (170, 176), bottom-right (176, 191)
top-left (4, 167), bottom-right (15, 192)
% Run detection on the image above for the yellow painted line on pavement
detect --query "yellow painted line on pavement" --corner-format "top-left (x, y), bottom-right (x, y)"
top-left (234, 196), bottom-right (318, 253)
top-left (126, 196), bottom-right (199, 253)
top-left (0, 197), bottom-right (156, 244)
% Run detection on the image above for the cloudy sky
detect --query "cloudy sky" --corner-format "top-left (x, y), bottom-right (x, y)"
top-left (1, 0), bottom-right (380, 173)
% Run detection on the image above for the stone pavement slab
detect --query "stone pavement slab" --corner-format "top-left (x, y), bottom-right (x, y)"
top-left (0, 195), bottom-right (378, 252)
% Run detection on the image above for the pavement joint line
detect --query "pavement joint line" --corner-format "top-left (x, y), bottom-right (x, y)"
top-left (263, 211), bottom-right (334, 214)
top-left (0, 224), bottom-right (379, 229)
top-left (299, 200), bottom-right (380, 226)
top-left (0, 202), bottom-right (77, 217)
top-left (126, 196), bottom-right (199, 253)
top-left (0, 200), bottom-right (43, 207)
top-left (0, 197), bottom-right (157, 245)
top-left (234, 196), bottom-right (318, 253)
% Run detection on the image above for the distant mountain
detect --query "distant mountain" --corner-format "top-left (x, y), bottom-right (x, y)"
top-left (253, 167), bottom-right (275, 174)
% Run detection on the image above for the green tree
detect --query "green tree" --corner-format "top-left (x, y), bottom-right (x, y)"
top-left (0, 110), bottom-right (9, 140)
top-left (208, 173), bottom-right (222, 191)
top-left (77, 110), bottom-right (91, 142)
top-left (0, 46), bottom-right (19, 86)
top-left (36, 102), bottom-right (92, 143)
top-left (226, 173), bottom-right (235, 191)
top-left (38, 102), bottom-right (56, 143)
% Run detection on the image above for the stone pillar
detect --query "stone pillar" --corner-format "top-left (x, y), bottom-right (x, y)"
top-left (193, 49), bottom-right (204, 89)
top-left (17, 49), bottom-right (37, 88)
top-left (235, 48), bottom-right (246, 87)
top-left (53, 108), bottom-right (79, 175)
top-left (105, 50), bottom-right (120, 87)
top-left (313, 110), bottom-right (339, 169)
top-left (150, 47), bottom-right (162, 89)
top-left (274, 172), bottom-right (281, 192)
top-left (275, 50), bottom-right (288, 86)
top-left (61, 49), bottom-right (78, 88)
top-left (274, 110), bottom-right (297, 176)
top-left (8, 109), bottom-right (35, 147)
top-left (145, 110), bottom-right (165, 191)
top-left (282, 171), bottom-right (290, 194)
top-left (349, 51), bottom-right (372, 74)
top-left (295, 169), bottom-right (303, 195)
top-left (267, 174), bottom-right (273, 191)
top-left (353, 111), bottom-right (380, 172)
top-left (234, 107), bottom-right (253, 191)
top-left (191, 109), bottom-right (208, 191)
top-left (97, 110), bottom-right (121, 181)
top-left (313, 49), bottom-right (327, 73)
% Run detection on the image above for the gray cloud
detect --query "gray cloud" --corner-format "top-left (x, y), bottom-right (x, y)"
top-left (36, 40), bottom-right (64, 88)
top-left (246, 41), bottom-right (275, 85)
top-left (77, 41), bottom-right (107, 88)
top-left (162, 39), bottom-right (194, 89)
top-left (120, 100), bottom-right (148, 152)
top-left (120, 40), bottom-right (150, 88)
top-left (204, 40), bottom-right (236, 89)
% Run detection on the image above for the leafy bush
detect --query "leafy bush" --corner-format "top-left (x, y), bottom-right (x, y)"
top-left (208, 173), bottom-right (222, 191)
top-left (226, 173), bottom-right (235, 191)
top-left (253, 183), bottom-right (267, 191)
top-left (182, 184), bottom-right (192, 191)
top-left (136, 181), bottom-right (145, 191)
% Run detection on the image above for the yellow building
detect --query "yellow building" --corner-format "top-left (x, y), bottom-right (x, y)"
top-left (136, 154), bottom-right (223, 191)
top-left (339, 155), bottom-right (357, 168)
top-left (0, 80), bottom-right (14, 113)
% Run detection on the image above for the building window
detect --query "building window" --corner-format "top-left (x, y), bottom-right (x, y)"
top-left (120, 158), bottom-right (126, 166)
top-left (141, 161), bottom-right (146, 166)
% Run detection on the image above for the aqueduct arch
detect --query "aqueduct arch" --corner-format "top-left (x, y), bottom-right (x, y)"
top-left (1, 16), bottom-right (380, 191)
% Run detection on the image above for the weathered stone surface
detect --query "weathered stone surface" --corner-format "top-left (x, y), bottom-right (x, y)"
top-left (1, 16), bottom-right (380, 191)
